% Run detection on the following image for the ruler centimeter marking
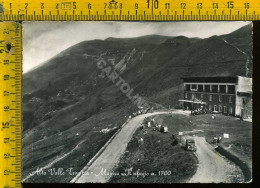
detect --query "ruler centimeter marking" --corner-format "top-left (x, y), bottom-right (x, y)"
top-left (0, 0), bottom-right (259, 21)
top-left (0, 22), bottom-right (22, 188)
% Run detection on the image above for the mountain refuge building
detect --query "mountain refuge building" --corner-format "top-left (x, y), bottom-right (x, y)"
top-left (179, 76), bottom-right (252, 119)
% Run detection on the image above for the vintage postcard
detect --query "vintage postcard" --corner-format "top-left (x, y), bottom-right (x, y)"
top-left (22, 21), bottom-right (252, 183)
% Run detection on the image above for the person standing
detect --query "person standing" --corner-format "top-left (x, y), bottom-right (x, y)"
top-left (218, 136), bottom-right (222, 143)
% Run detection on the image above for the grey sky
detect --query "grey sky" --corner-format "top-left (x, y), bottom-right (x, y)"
top-left (23, 21), bottom-right (251, 73)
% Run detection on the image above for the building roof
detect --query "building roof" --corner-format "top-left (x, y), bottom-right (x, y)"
top-left (181, 76), bottom-right (238, 83)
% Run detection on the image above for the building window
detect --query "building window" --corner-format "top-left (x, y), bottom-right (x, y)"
top-left (209, 105), bottom-right (212, 111)
top-left (214, 105), bottom-right (217, 111)
top-left (212, 85), bottom-right (218, 93)
top-left (229, 107), bottom-right (233, 114)
top-left (185, 84), bottom-right (190, 91)
top-left (209, 95), bottom-right (212, 101)
top-left (224, 106), bottom-right (227, 113)
top-left (228, 85), bottom-right (235, 94)
top-left (219, 85), bottom-right (226, 93)
top-left (201, 94), bottom-right (203, 99)
top-left (185, 93), bottom-right (188, 99)
top-left (219, 105), bottom-right (222, 112)
top-left (229, 96), bottom-right (233, 103)
top-left (191, 93), bottom-right (195, 100)
top-left (219, 95), bottom-right (222, 102)
top-left (198, 85), bottom-right (203, 92)
top-left (191, 84), bottom-right (198, 91)
top-left (205, 85), bottom-right (210, 92)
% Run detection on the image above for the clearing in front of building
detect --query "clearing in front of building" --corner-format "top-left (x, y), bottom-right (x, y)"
top-left (109, 112), bottom-right (252, 183)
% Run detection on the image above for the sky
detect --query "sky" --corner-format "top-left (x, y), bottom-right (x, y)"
top-left (23, 21), bottom-right (251, 73)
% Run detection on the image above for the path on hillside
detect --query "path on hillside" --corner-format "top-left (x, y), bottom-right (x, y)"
top-left (73, 110), bottom-right (189, 183)
top-left (188, 136), bottom-right (243, 183)
top-left (222, 38), bottom-right (250, 77)
top-left (22, 137), bottom-right (87, 182)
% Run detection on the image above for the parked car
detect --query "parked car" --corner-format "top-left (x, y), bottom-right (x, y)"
top-left (185, 139), bottom-right (197, 151)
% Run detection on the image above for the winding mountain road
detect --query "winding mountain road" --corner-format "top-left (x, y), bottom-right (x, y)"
top-left (72, 110), bottom-right (189, 183)
top-left (72, 110), bottom-right (242, 183)
top-left (188, 136), bottom-right (243, 183)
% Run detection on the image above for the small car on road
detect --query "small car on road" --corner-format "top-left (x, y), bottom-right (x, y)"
top-left (185, 139), bottom-right (197, 151)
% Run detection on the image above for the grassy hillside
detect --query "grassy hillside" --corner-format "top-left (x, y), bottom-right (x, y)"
top-left (22, 24), bottom-right (253, 182)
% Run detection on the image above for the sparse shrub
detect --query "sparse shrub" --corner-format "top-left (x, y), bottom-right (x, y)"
top-left (42, 114), bottom-right (52, 121)
top-left (79, 115), bottom-right (87, 121)
top-left (54, 100), bottom-right (68, 109)
top-left (73, 119), bottom-right (80, 125)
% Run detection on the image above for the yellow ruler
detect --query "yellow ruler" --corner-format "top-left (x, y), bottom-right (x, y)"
top-left (0, 0), bottom-right (259, 21)
top-left (0, 21), bottom-right (22, 188)
top-left (0, 0), bottom-right (258, 188)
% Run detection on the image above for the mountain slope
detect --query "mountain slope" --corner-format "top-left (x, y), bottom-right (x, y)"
top-left (22, 24), bottom-right (253, 183)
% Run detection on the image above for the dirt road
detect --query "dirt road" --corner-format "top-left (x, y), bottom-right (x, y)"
top-left (188, 136), bottom-right (243, 183)
top-left (73, 111), bottom-right (189, 183)
top-left (73, 110), bottom-right (242, 183)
